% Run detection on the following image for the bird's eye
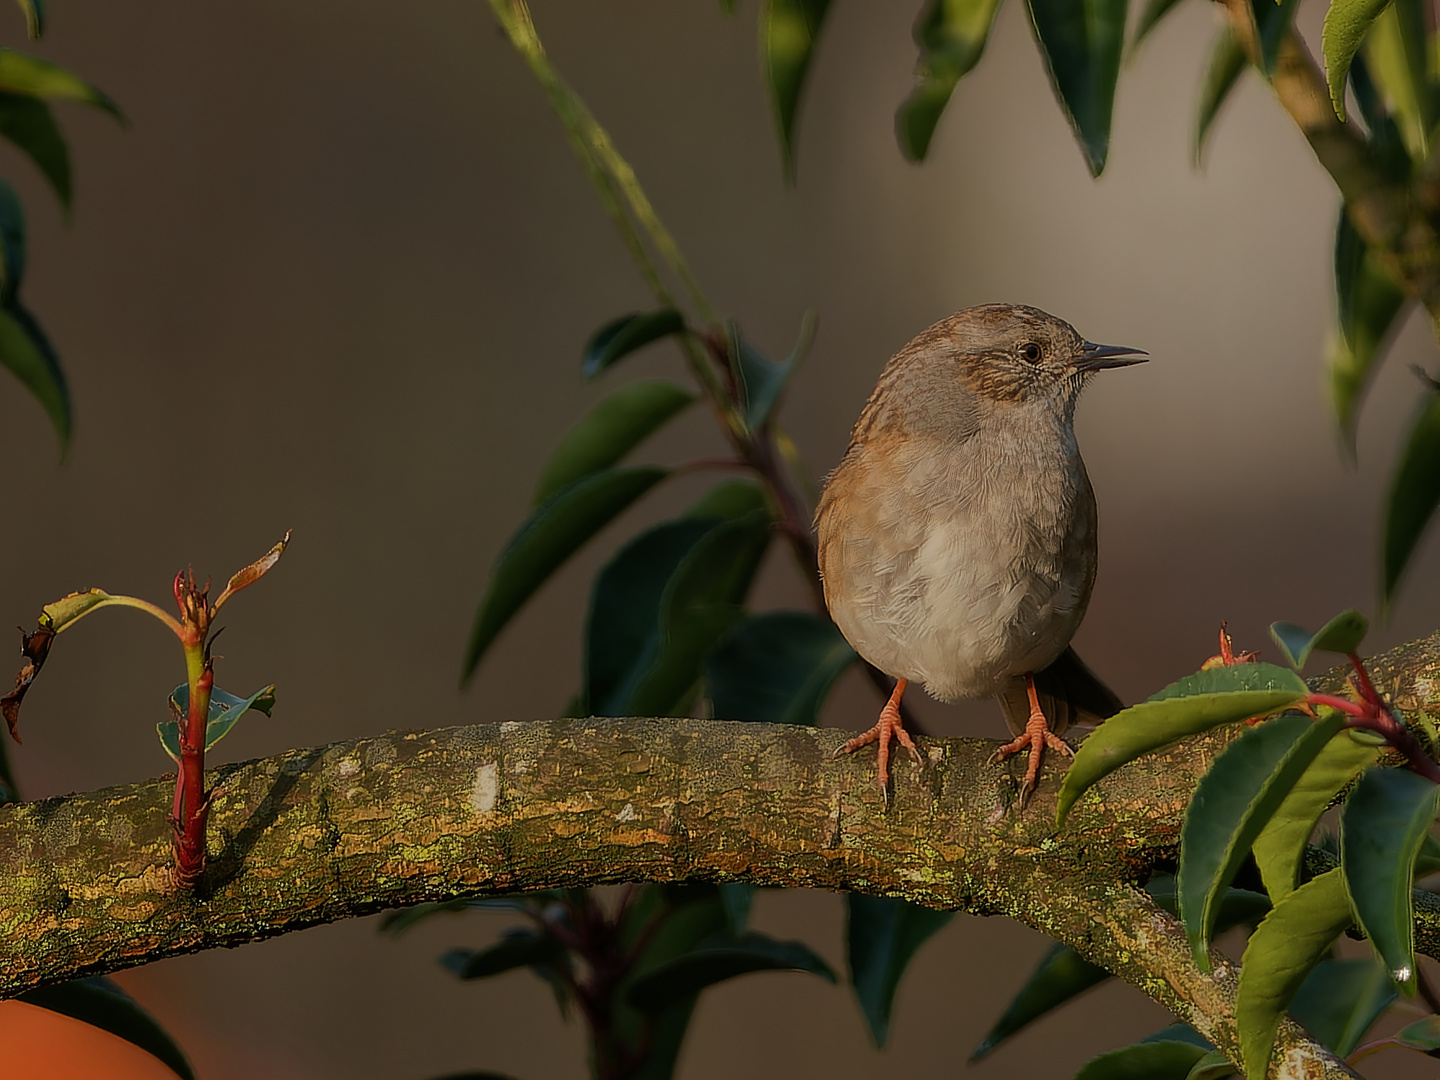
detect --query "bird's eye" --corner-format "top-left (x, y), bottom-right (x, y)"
top-left (1019, 342), bottom-right (1042, 363)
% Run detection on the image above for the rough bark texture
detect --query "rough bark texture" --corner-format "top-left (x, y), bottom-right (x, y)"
top-left (4, 631), bottom-right (1440, 1078)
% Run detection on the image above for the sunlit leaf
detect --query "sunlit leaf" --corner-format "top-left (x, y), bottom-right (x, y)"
top-left (761, 0), bottom-right (833, 179)
top-left (462, 466), bottom-right (668, 684)
top-left (895, 0), bottom-right (1005, 161)
top-left (628, 931), bottom-right (835, 1012)
top-left (704, 611), bottom-right (855, 726)
top-left (157, 684), bottom-right (276, 761)
top-left (1073, 1040), bottom-right (1210, 1080)
top-left (1026, 0), bottom-right (1127, 176)
top-left (211, 531), bottom-right (290, 615)
top-left (18, 977), bottom-right (194, 1080)
top-left (1252, 728), bottom-right (1379, 902)
top-left (40, 588), bottom-right (113, 632)
top-left (1331, 210), bottom-right (1409, 451)
top-left (581, 309), bottom-right (685, 379)
top-left (0, 93), bottom-right (68, 211)
top-left (0, 300), bottom-right (67, 451)
top-left (0, 49), bottom-right (121, 120)
top-left (1382, 385), bottom-right (1440, 606)
top-left (1057, 664), bottom-right (1310, 825)
top-left (1340, 766), bottom-right (1439, 992)
top-left (1179, 712), bottom-right (1348, 968)
top-left (1288, 957), bottom-right (1395, 1056)
top-left (1321, 0), bottom-right (1394, 121)
top-left (1269, 610), bottom-right (1368, 669)
top-left (533, 380), bottom-right (695, 505)
top-left (12, 0), bottom-right (43, 39)
top-left (1361, 0), bottom-right (1435, 161)
top-left (969, 939), bottom-right (1108, 1060)
top-left (847, 894), bottom-right (954, 1047)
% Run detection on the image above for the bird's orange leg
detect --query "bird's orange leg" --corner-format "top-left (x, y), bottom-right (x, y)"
top-left (835, 677), bottom-right (921, 791)
top-left (990, 673), bottom-right (1073, 805)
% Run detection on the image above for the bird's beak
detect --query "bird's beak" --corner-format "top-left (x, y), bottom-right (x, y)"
top-left (1074, 341), bottom-right (1148, 373)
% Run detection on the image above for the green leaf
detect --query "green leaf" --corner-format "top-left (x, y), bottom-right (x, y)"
top-left (12, 0), bottom-right (43, 39)
top-left (1185, 1050), bottom-right (1238, 1080)
top-left (704, 611), bottom-right (855, 726)
top-left (1383, 386), bottom-right (1440, 606)
top-left (1179, 712), bottom-right (1349, 968)
top-left (1194, 28), bottom-right (1245, 164)
top-left (581, 309), bottom-right (685, 379)
top-left (462, 466), bottom-right (668, 684)
top-left (1321, 0), bottom-right (1393, 120)
top-left (1236, 869), bottom-right (1354, 1080)
top-left (156, 684), bottom-right (277, 761)
top-left (1288, 957), bottom-right (1395, 1056)
top-left (441, 928), bottom-right (567, 981)
top-left (1361, 0), bottom-right (1436, 161)
top-left (0, 175), bottom-right (24, 302)
top-left (1057, 664), bottom-right (1310, 825)
top-left (725, 313), bottom-right (814, 431)
top-left (1026, 0), bottom-right (1127, 176)
top-left (0, 300), bottom-right (67, 452)
top-left (969, 939), bottom-right (1108, 1060)
top-left (1340, 766), bottom-right (1439, 992)
top-left (1147, 875), bottom-right (1272, 931)
top-left (532, 380), bottom-right (695, 505)
top-left (379, 898), bottom-right (480, 936)
top-left (39, 587), bottom-right (117, 632)
top-left (1133, 0), bottom-right (1185, 48)
top-left (1269, 610), bottom-right (1369, 669)
top-left (718, 882), bottom-right (754, 934)
top-left (18, 977), bottom-right (195, 1080)
top-left (1331, 210), bottom-right (1409, 452)
top-left (628, 931), bottom-right (835, 1013)
top-left (1073, 1041), bottom-right (1210, 1080)
top-left (0, 49), bottom-right (121, 120)
top-left (761, 0), bottom-right (833, 180)
top-left (0, 93), bottom-right (69, 211)
top-left (895, 0), bottom-right (1005, 161)
top-left (847, 894), bottom-right (954, 1048)
top-left (1387, 1013), bottom-right (1440, 1052)
top-left (1252, 729), bottom-right (1380, 902)
top-left (1251, 0), bottom-right (1301, 78)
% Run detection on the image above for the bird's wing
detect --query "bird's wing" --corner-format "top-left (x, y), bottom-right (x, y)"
top-left (996, 646), bottom-right (1123, 737)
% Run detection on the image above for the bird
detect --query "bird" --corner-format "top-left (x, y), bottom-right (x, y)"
top-left (815, 303), bottom-right (1146, 803)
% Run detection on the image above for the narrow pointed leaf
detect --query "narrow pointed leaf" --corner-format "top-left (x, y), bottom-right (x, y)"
top-left (847, 894), bottom-right (954, 1048)
top-left (1073, 1041), bottom-right (1210, 1080)
top-left (0, 300), bottom-right (67, 451)
top-left (1288, 957), bottom-right (1394, 1056)
top-left (1361, 0), bottom-right (1434, 161)
top-left (441, 929), bottom-right (566, 981)
top-left (1253, 728), bottom-right (1379, 902)
top-left (1331, 209), bottom-right (1408, 450)
top-left (1179, 712), bottom-right (1348, 967)
top-left (969, 939), bottom-right (1108, 1060)
top-left (1268, 610), bottom-right (1368, 669)
top-left (12, 0), bottom-right (43, 39)
top-left (1147, 876), bottom-right (1272, 931)
top-left (1252, 0), bottom-right (1301, 77)
top-left (1195, 28), bottom-right (1245, 164)
top-left (0, 49), bottom-right (121, 120)
top-left (895, 0), bottom-right (1005, 161)
top-left (1387, 1013), bottom-right (1440, 1052)
top-left (1133, 0), bottom-right (1185, 48)
top-left (726, 313), bottom-right (814, 431)
top-left (157, 684), bottom-right (277, 761)
top-left (1237, 869), bottom-right (1354, 1080)
top-left (761, 0), bottom-right (833, 179)
top-left (462, 466), bottom-right (668, 683)
top-left (379, 897), bottom-right (480, 936)
top-left (1057, 664), bottom-right (1310, 825)
top-left (18, 977), bottom-right (194, 1080)
top-left (1321, 0), bottom-right (1393, 120)
top-left (581, 309), bottom-right (685, 378)
top-left (705, 611), bottom-right (855, 726)
top-left (0, 94), bottom-right (69, 211)
top-left (627, 932), bottom-right (835, 1013)
top-left (0, 176), bottom-right (25, 302)
top-left (533, 380), bottom-right (695, 505)
top-left (211, 531), bottom-right (290, 615)
top-left (1340, 766), bottom-right (1439, 992)
top-left (1383, 387), bottom-right (1440, 606)
top-left (1026, 0), bottom-right (1128, 176)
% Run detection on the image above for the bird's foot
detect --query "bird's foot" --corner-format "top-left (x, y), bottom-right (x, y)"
top-left (989, 678), bottom-right (1072, 808)
top-left (835, 678), bottom-right (920, 793)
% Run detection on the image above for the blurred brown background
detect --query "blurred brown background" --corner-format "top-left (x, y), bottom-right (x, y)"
top-left (4, 1), bottom-right (1438, 1077)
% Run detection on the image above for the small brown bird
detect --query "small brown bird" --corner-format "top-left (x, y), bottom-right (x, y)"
top-left (816, 304), bottom-right (1146, 802)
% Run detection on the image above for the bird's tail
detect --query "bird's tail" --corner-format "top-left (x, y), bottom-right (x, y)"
top-left (997, 646), bottom-right (1124, 738)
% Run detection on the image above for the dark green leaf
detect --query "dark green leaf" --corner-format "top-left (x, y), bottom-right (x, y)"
top-left (705, 611), bottom-right (855, 726)
top-left (441, 928), bottom-right (566, 981)
top-left (462, 465), bottom-right (668, 684)
top-left (12, 0), bottom-right (43, 39)
top-left (761, 0), bottom-right (833, 179)
top-left (1331, 210), bottom-right (1409, 451)
top-left (156, 684), bottom-right (276, 761)
top-left (1360, 0), bottom-right (1436, 161)
top-left (1180, 713), bottom-right (1349, 967)
top-left (1288, 957), bottom-right (1394, 1056)
top-left (848, 894), bottom-right (954, 1046)
top-left (969, 939), bottom-right (1108, 1060)
top-left (1236, 869), bottom-right (1354, 1080)
top-left (1073, 1041), bottom-right (1210, 1080)
top-left (1147, 876), bottom-right (1272, 932)
top-left (0, 49), bottom-right (121, 120)
top-left (1321, 0), bottom-right (1393, 120)
top-left (1133, 0), bottom-right (1185, 48)
top-left (19, 977), bottom-right (194, 1080)
top-left (1388, 1013), bottom-right (1440, 1052)
top-left (1142, 1024), bottom-right (1213, 1049)
top-left (1252, 728), bottom-right (1379, 902)
top-left (1194, 28), bottom-right (1245, 164)
top-left (683, 479), bottom-right (768, 521)
top-left (627, 931), bottom-right (835, 1013)
top-left (532, 380), bottom-right (695, 505)
top-left (379, 898), bottom-right (480, 936)
top-left (1057, 664), bottom-right (1310, 825)
top-left (1026, 0), bottom-right (1127, 176)
top-left (726, 314), bottom-right (814, 431)
top-left (0, 176), bottom-right (23, 302)
top-left (719, 882), bottom-right (754, 934)
top-left (1184, 1050), bottom-right (1237, 1080)
top-left (0, 300), bottom-right (67, 451)
top-left (1383, 387), bottom-right (1440, 606)
top-left (581, 309), bottom-right (685, 378)
top-left (1269, 610), bottom-right (1368, 669)
top-left (895, 0), bottom-right (1005, 161)
top-left (1340, 766), bottom-right (1439, 992)
top-left (1251, 0), bottom-right (1300, 77)
top-left (0, 93), bottom-right (68, 211)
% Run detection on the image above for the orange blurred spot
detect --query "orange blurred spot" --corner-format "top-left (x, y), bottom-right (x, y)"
top-left (0, 1001), bottom-right (182, 1080)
